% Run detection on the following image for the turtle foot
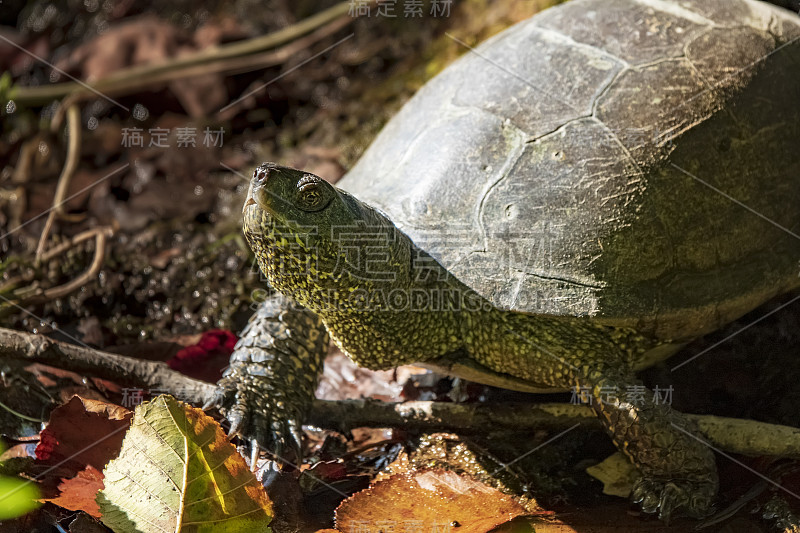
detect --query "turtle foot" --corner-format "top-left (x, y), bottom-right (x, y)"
top-left (632, 476), bottom-right (716, 522)
top-left (212, 373), bottom-right (305, 466)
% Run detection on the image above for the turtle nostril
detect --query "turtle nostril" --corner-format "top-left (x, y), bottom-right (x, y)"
top-left (253, 167), bottom-right (269, 184)
top-left (253, 163), bottom-right (278, 184)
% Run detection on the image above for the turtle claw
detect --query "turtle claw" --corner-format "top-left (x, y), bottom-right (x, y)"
top-left (226, 412), bottom-right (244, 437)
top-left (215, 374), bottom-right (307, 468)
top-left (632, 477), bottom-right (716, 522)
top-left (213, 295), bottom-right (327, 470)
top-left (287, 419), bottom-right (304, 458)
top-left (250, 438), bottom-right (261, 470)
top-left (264, 419), bottom-right (303, 466)
top-left (201, 392), bottom-right (221, 412)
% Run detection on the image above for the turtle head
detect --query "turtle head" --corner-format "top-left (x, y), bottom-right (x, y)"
top-left (242, 163), bottom-right (411, 314)
top-left (243, 163), bottom-right (341, 225)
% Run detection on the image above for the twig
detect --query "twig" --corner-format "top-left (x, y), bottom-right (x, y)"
top-left (38, 226), bottom-right (112, 300)
top-left (50, 93), bottom-right (83, 134)
top-left (2, 325), bottom-right (800, 458)
top-left (0, 399), bottom-right (44, 423)
top-left (0, 326), bottom-right (211, 403)
top-left (10, 134), bottom-right (42, 185)
top-left (8, 226), bottom-right (114, 304)
top-left (307, 399), bottom-right (597, 435)
top-left (9, 1), bottom-right (359, 106)
top-left (35, 104), bottom-right (81, 262)
top-left (0, 187), bottom-right (26, 235)
top-left (309, 401), bottom-right (800, 459)
top-left (36, 226), bottom-right (109, 264)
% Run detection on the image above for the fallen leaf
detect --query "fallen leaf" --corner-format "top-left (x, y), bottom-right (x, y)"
top-left (585, 452), bottom-right (638, 498)
top-left (316, 350), bottom-right (426, 403)
top-left (0, 441), bottom-right (37, 462)
top-left (44, 464), bottom-right (104, 518)
top-left (97, 395), bottom-right (272, 533)
top-left (0, 437), bottom-right (40, 520)
top-left (56, 15), bottom-right (182, 82)
top-left (167, 329), bottom-right (237, 382)
top-left (335, 469), bottom-right (528, 533)
top-left (169, 72), bottom-right (228, 117)
top-left (0, 475), bottom-right (41, 520)
top-left (35, 396), bottom-right (132, 480)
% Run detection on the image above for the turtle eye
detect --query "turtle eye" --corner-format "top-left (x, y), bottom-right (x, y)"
top-left (296, 174), bottom-right (332, 212)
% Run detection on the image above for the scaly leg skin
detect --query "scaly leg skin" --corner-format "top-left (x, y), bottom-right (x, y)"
top-left (583, 368), bottom-right (718, 522)
top-left (210, 293), bottom-right (329, 463)
top-left (468, 312), bottom-right (718, 522)
top-left (762, 494), bottom-right (800, 532)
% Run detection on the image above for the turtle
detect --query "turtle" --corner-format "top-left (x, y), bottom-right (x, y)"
top-left (213, 0), bottom-right (800, 521)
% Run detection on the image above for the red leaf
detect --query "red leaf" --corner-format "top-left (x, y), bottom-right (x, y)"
top-left (167, 329), bottom-right (238, 382)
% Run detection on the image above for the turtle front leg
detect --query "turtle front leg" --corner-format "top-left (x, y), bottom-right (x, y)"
top-left (581, 368), bottom-right (718, 521)
top-left (209, 293), bottom-right (329, 462)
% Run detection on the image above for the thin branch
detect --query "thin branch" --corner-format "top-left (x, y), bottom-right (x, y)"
top-left (39, 227), bottom-right (112, 300)
top-left (2, 326), bottom-right (800, 459)
top-left (0, 326), bottom-right (212, 405)
top-left (9, 1), bottom-right (358, 106)
top-left (35, 104), bottom-right (82, 262)
top-left (7, 227), bottom-right (114, 304)
top-left (308, 398), bottom-right (598, 434)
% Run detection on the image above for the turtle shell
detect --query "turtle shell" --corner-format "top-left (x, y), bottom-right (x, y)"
top-left (338, 0), bottom-right (800, 341)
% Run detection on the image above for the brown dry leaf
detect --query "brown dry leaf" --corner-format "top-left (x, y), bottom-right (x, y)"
top-left (22, 363), bottom-right (118, 404)
top-left (44, 464), bottom-right (104, 518)
top-left (55, 14), bottom-right (228, 116)
top-left (317, 350), bottom-right (427, 403)
top-left (56, 15), bottom-right (181, 82)
top-left (35, 396), bottom-right (132, 480)
top-left (335, 469), bottom-right (528, 533)
top-left (0, 442), bottom-right (37, 461)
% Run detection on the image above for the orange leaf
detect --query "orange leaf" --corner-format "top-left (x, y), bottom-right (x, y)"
top-left (335, 469), bottom-right (528, 533)
top-left (43, 464), bottom-right (104, 517)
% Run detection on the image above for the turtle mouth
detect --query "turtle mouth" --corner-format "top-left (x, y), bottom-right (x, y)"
top-left (242, 196), bottom-right (257, 213)
top-left (242, 179), bottom-right (258, 213)
top-left (243, 202), bottom-right (274, 240)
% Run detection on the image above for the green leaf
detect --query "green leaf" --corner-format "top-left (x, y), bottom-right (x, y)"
top-left (0, 475), bottom-right (41, 520)
top-left (97, 395), bottom-right (272, 533)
